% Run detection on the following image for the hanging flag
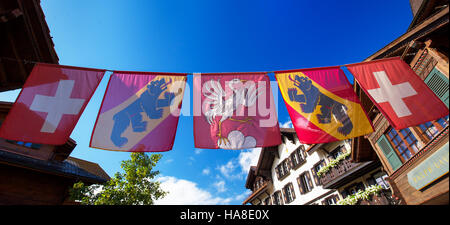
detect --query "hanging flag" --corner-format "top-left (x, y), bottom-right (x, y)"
top-left (275, 66), bottom-right (374, 144)
top-left (347, 57), bottom-right (448, 130)
top-left (193, 72), bottom-right (281, 149)
top-left (90, 71), bottom-right (186, 152)
top-left (0, 63), bottom-right (105, 145)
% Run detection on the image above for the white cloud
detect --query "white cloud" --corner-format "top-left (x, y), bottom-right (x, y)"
top-left (234, 190), bottom-right (251, 201)
top-left (213, 180), bottom-right (227, 193)
top-left (194, 149), bottom-right (203, 154)
top-left (217, 160), bottom-right (242, 180)
top-left (238, 147), bottom-right (261, 174)
top-left (216, 147), bottom-right (262, 180)
top-left (155, 176), bottom-right (233, 205)
top-left (202, 168), bottom-right (211, 175)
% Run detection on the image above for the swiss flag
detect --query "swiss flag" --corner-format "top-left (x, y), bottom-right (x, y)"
top-left (0, 63), bottom-right (105, 145)
top-left (347, 57), bottom-right (448, 130)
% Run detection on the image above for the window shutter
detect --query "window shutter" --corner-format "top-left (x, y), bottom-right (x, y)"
top-left (286, 158), bottom-right (291, 170)
top-left (289, 154), bottom-right (295, 168)
top-left (424, 68), bottom-right (449, 108)
top-left (289, 183), bottom-right (296, 200)
top-left (275, 166), bottom-right (280, 180)
top-left (278, 192), bottom-right (284, 205)
top-left (271, 194), bottom-right (277, 205)
top-left (297, 177), bottom-right (305, 194)
top-left (305, 171), bottom-right (314, 190)
top-left (298, 148), bottom-right (305, 164)
top-left (282, 187), bottom-right (288, 203)
top-left (311, 168), bottom-right (321, 186)
top-left (376, 134), bottom-right (403, 171)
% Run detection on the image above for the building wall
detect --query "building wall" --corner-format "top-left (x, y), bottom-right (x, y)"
top-left (363, 22), bottom-right (449, 204)
top-left (388, 131), bottom-right (449, 205)
top-left (0, 163), bottom-right (72, 204)
top-left (366, 48), bottom-right (449, 204)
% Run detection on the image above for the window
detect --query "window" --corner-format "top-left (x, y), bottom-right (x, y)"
top-left (436, 115), bottom-right (449, 129)
top-left (264, 197), bottom-right (271, 205)
top-left (343, 182), bottom-right (365, 197)
top-left (322, 195), bottom-right (340, 205)
top-left (386, 128), bottom-right (419, 162)
top-left (297, 171), bottom-right (314, 194)
top-left (418, 122), bottom-right (440, 140)
top-left (282, 183), bottom-right (296, 204)
top-left (330, 145), bottom-right (345, 159)
top-left (290, 145), bottom-right (305, 169)
top-left (311, 160), bottom-right (326, 186)
top-left (275, 158), bottom-right (291, 180)
top-left (417, 115), bottom-right (449, 141)
top-left (372, 171), bottom-right (390, 189)
top-left (272, 191), bottom-right (283, 205)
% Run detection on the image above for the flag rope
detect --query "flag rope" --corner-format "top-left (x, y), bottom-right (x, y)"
top-left (0, 56), bottom-right (381, 76)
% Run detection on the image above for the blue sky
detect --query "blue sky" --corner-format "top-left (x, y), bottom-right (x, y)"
top-left (0, 0), bottom-right (413, 204)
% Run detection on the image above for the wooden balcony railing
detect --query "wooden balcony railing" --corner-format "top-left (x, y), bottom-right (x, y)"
top-left (359, 189), bottom-right (400, 205)
top-left (319, 156), bottom-right (359, 186)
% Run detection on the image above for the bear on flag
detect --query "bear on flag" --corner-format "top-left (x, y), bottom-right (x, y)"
top-left (90, 71), bottom-right (187, 152)
top-left (275, 66), bottom-right (374, 144)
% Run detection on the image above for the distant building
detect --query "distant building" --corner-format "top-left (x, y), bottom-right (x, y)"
top-left (0, 0), bottom-right (109, 205)
top-left (352, 0), bottom-right (449, 205)
top-left (243, 128), bottom-right (394, 205)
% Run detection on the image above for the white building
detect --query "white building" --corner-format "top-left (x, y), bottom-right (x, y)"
top-left (243, 128), bottom-right (341, 205)
top-left (243, 128), bottom-right (391, 205)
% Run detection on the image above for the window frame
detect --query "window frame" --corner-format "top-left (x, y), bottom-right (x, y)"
top-left (414, 115), bottom-right (449, 143)
top-left (282, 182), bottom-right (296, 204)
top-left (297, 171), bottom-right (314, 194)
top-left (385, 127), bottom-right (419, 163)
top-left (272, 191), bottom-right (284, 205)
top-left (290, 145), bottom-right (306, 170)
top-left (276, 158), bottom-right (291, 180)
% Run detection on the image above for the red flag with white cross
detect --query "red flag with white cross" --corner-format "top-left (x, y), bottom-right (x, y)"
top-left (0, 63), bottom-right (105, 145)
top-left (347, 57), bottom-right (448, 130)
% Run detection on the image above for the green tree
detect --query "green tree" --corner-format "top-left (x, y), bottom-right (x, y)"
top-left (70, 152), bottom-right (167, 205)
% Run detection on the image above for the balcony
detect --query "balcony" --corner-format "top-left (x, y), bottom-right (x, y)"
top-left (319, 156), bottom-right (381, 189)
top-left (338, 188), bottom-right (401, 205)
top-left (243, 180), bottom-right (271, 205)
top-left (359, 189), bottom-right (397, 205)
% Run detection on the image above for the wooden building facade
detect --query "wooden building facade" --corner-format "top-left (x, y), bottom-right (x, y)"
top-left (352, 0), bottom-right (449, 205)
top-left (0, 0), bottom-right (109, 205)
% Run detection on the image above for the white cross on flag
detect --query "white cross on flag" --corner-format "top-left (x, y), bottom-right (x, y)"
top-left (347, 57), bottom-right (448, 130)
top-left (0, 63), bottom-right (105, 145)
